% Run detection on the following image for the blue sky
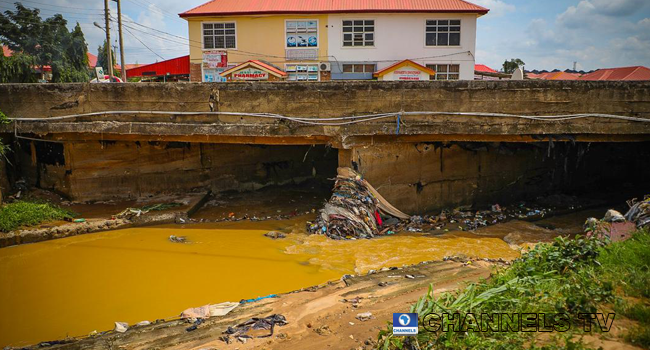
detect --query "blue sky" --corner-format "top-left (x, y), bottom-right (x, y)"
top-left (1, 0), bottom-right (648, 71)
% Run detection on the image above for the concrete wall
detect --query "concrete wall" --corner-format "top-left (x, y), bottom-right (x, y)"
top-left (14, 140), bottom-right (337, 201)
top-left (1, 81), bottom-right (649, 143)
top-left (339, 143), bottom-right (564, 214)
top-left (1, 81), bottom-right (650, 211)
top-left (339, 142), bottom-right (650, 214)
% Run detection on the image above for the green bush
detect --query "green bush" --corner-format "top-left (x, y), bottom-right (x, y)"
top-left (378, 231), bottom-right (650, 350)
top-left (0, 200), bottom-right (76, 232)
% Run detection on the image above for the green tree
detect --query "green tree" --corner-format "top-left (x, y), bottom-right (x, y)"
top-left (0, 51), bottom-right (37, 83)
top-left (96, 39), bottom-right (116, 74)
top-left (0, 3), bottom-right (89, 82)
top-left (502, 58), bottom-right (525, 74)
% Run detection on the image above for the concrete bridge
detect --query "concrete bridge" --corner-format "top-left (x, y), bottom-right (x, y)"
top-left (1, 81), bottom-right (649, 213)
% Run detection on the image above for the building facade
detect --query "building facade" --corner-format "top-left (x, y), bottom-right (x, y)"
top-left (180, 0), bottom-right (488, 82)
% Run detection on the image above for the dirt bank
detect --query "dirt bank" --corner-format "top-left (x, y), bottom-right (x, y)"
top-left (20, 260), bottom-right (493, 350)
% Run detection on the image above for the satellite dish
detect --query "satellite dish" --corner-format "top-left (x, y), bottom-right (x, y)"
top-left (511, 67), bottom-right (524, 80)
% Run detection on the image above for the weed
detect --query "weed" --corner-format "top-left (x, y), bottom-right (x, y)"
top-left (378, 231), bottom-right (650, 350)
top-left (0, 200), bottom-right (76, 232)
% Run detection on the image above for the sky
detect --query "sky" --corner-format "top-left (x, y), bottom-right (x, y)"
top-left (0, 0), bottom-right (648, 71)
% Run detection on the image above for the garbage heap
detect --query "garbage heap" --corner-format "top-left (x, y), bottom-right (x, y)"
top-left (625, 196), bottom-right (650, 229)
top-left (584, 195), bottom-right (650, 241)
top-left (307, 167), bottom-right (409, 239)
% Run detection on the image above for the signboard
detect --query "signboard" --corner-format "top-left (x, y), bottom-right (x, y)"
top-left (202, 50), bottom-right (228, 69)
top-left (203, 68), bottom-right (226, 82)
top-left (94, 67), bottom-right (107, 82)
top-left (393, 69), bottom-right (426, 81)
top-left (232, 68), bottom-right (268, 81)
top-left (285, 49), bottom-right (318, 61)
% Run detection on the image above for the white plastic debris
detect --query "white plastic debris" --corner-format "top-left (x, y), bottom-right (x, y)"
top-left (114, 322), bottom-right (129, 333)
top-left (356, 312), bottom-right (373, 321)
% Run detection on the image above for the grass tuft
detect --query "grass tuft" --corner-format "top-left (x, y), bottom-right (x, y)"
top-left (0, 200), bottom-right (76, 232)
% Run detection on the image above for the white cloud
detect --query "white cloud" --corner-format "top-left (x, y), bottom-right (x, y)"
top-left (468, 0), bottom-right (515, 17)
top-left (557, 0), bottom-right (647, 28)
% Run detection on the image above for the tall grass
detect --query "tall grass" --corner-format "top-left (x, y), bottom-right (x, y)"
top-left (378, 230), bottom-right (650, 350)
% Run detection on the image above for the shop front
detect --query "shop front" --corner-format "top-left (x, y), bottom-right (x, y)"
top-left (220, 60), bottom-right (287, 82)
top-left (373, 60), bottom-right (436, 81)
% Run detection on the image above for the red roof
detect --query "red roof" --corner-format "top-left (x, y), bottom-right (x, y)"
top-left (578, 66), bottom-right (650, 81)
top-left (180, 0), bottom-right (489, 17)
top-left (87, 52), bottom-right (98, 68)
top-left (126, 55), bottom-right (190, 78)
top-left (2, 46), bottom-right (12, 57)
top-left (474, 64), bottom-right (496, 73)
top-left (221, 60), bottom-right (287, 77)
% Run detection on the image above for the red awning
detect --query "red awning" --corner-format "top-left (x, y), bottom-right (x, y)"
top-left (126, 55), bottom-right (190, 78)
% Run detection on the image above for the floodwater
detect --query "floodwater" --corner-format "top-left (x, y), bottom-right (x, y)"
top-left (0, 209), bottom-right (593, 348)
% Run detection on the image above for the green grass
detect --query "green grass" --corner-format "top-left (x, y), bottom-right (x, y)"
top-left (378, 229), bottom-right (650, 350)
top-left (0, 200), bottom-right (76, 232)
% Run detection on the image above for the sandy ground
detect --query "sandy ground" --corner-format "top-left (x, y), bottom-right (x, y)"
top-left (38, 260), bottom-right (492, 350)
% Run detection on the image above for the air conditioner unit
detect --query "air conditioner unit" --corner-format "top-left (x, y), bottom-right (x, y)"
top-left (319, 62), bottom-right (331, 71)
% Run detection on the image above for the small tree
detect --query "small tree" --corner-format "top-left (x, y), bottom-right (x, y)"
top-left (96, 39), bottom-right (116, 73)
top-left (502, 58), bottom-right (525, 74)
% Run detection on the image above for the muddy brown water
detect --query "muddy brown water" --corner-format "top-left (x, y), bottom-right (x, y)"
top-left (0, 209), bottom-right (600, 347)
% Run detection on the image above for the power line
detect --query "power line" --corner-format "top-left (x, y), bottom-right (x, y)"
top-left (123, 0), bottom-right (183, 23)
top-left (121, 24), bottom-right (165, 60)
top-left (0, 0), bottom-right (104, 15)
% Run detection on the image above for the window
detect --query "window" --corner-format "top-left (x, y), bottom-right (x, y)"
top-left (286, 64), bottom-right (319, 81)
top-left (342, 64), bottom-right (376, 73)
top-left (286, 20), bottom-right (318, 48)
top-left (342, 20), bottom-right (374, 47)
top-left (425, 20), bottom-right (460, 46)
top-left (426, 64), bottom-right (460, 80)
top-left (203, 22), bottom-right (236, 49)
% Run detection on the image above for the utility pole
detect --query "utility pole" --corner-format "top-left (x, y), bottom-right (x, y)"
top-left (116, 0), bottom-right (126, 82)
top-left (103, 0), bottom-right (114, 81)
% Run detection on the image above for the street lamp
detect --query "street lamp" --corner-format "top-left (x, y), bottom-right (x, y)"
top-left (93, 22), bottom-right (105, 33)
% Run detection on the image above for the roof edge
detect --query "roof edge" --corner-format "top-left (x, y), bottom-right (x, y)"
top-left (179, 9), bottom-right (489, 18)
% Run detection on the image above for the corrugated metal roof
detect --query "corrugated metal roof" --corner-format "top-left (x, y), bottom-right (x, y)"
top-left (578, 66), bottom-right (650, 81)
top-left (180, 0), bottom-right (488, 17)
top-left (126, 55), bottom-right (190, 78)
top-left (2, 46), bottom-right (12, 57)
top-left (474, 64), bottom-right (496, 73)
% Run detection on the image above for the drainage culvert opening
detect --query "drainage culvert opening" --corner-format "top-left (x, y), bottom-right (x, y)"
top-left (191, 144), bottom-right (338, 221)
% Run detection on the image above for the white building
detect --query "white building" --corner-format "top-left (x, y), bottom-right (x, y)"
top-left (327, 13), bottom-right (480, 80)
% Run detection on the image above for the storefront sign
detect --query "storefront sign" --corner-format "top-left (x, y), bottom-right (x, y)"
top-left (203, 68), bottom-right (226, 82)
top-left (202, 50), bottom-right (227, 69)
top-left (232, 68), bottom-right (268, 80)
top-left (393, 69), bottom-right (426, 81)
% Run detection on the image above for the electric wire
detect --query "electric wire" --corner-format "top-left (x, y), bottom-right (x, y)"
top-left (7, 111), bottom-right (650, 127)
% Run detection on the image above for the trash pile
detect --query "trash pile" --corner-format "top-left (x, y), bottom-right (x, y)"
top-left (625, 196), bottom-right (650, 229)
top-left (584, 195), bottom-right (649, 241)
top-left (116, 202), bottom-right (182, 220)
top-left (307, 167), bottom-right (409, 239)
top-left (221, 314), bottom-right (287, 343)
